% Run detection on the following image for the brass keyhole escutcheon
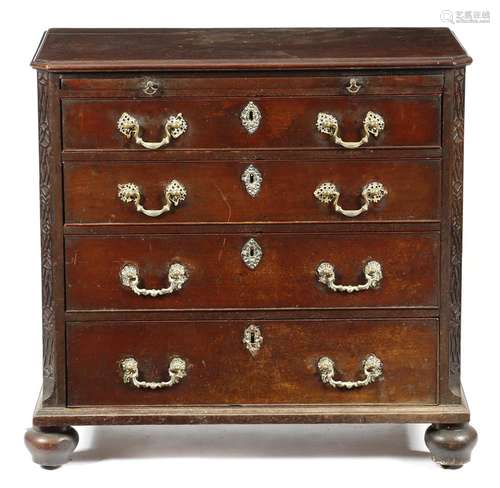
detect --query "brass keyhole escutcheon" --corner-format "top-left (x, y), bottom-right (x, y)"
top-left (243, 325), bottom-right (263, 357)
top-left (241, 164), bottom-right (263, 197)
top-left (241, 238), bottom-right (263, 269)
top-left (240, 101), bottom-right (262, 134)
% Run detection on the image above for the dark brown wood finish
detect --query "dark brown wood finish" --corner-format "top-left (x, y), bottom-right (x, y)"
top-left (425, 423), bottom-right (477, 469)
top-left (60, 73), bottom-right (444, 97)
top-left (65, 233), bottom-right (439, 311)
top-left (37, 71), bottom-right (66, 406)
top-left (33, 391), bottom-right (471, 426)
top-left (67, 319), bottom-right (437, 406)
top-left (63, 148), bottom-right (443, 162)
top-left (64, 159), bottom-right (441, 225)
top-left (28, 28), bottom-right (475, 467)
top-left (64, 222), bottom-right (441, 235)
top-left (65, 309), bottom-right (440, 322)
top-left (25, 426), bottom-right (79, 469)
top-left (62, 97), bottom-right (441, 151)
top-left (439, 68), bottom-right (466, 404)
top-left (32, 28), bottom-right (471, 71)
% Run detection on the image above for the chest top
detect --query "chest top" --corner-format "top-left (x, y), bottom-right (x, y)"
top-left (31, 27), bottom-right (471, 71)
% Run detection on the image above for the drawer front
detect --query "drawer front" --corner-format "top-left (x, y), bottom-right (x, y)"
top-left (67, 319), bottom-right (438, 406)
top-left (64, 159), bottom-right (440, 224)
top-left (61, 96), bottom-right (441, 151)
top-left (61, 74), bottom-right (443, 97)
top-left (65, 233), bottom-right (439, 311)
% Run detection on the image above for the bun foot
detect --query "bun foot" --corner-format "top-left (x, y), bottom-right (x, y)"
top-left (425, 423), bottom-right (477, 468)
top-left (25, 426), bottom-right (79, 468)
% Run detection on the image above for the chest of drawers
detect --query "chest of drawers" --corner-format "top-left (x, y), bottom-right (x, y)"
top-left (25, 28), bottom-right (477, 469)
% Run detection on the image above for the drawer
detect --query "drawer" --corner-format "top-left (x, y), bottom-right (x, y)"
top-left (65, 233), bottom-right (439, 311)
top-left (67, 319), bottom-right (438, 406)
top-left (61, 74), bottom-right (444, 97)
top-left (64, 159), bottom-right (440, 224)
top-left (61, 96), bottom-right (441, 151)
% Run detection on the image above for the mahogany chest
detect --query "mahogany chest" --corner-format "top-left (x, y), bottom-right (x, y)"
top-left (25, 28), bottom-right (476, 468)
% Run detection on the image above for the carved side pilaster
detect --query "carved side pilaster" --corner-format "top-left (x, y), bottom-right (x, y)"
top-left (449, 68), bottom-right (465, 394)
top-left (37, 71), bottom-right (55, 402)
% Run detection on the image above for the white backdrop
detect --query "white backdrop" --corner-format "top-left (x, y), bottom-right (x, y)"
top-left (1, 1), bottom-right (498, 486)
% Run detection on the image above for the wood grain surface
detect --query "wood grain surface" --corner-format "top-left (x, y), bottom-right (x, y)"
top-left (63, 159), bottom-right (441, 225)
top-left (65, 232), bottom-right (440, 311)
top-left (67, 319), bottom-right (438, 406)
top-left (62, 96), bottom-right (441, 150)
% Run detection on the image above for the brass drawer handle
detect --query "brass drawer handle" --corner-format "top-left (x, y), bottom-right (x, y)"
top-left (120, 263), bottom-right (188, 297)
top-left (318, 354), bottom-right (383, 389)
top-left (317, 261), bottom-right (382, 293)
top-left (117, 112), bottom-right (187, 149)
top-left (121, 357), bottom-right (187, 389)
top-left (117, 180), bottom-right (187, 217)
top-left (314, 181), bottom-right (387, 217)
top-left (316, 111), bottom-right (384, 149)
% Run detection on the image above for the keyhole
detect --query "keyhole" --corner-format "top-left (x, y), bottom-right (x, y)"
top-left (248, 110), bottom-right (254, 121)
top-left (249, 173), bottom-right (255, 184)
top-left (250, 331), bottom-right (256, 345)
top-left (249, 247), bottom-right (255, 257)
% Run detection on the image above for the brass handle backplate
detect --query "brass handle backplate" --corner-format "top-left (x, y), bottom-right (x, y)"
top-left (346, 78), bottom-right (362, 94)
top-left (143, 79), bottom-right (160, 96)
top-left (316, 111), bottom-right (384, 149)
top-left (318, 354), bottom-right (383, 389)
top-left (120, 263), bottom-right (188, 297)
top-left (314, 181), bottom-right (387, 217)
top-left (121, 357), bottom-right (187, 389)
top-left (117, 112), bottom-right (187, 149)
top-left (117, 180), bottom-right (187, 217)
top-left (317, 261), bottom-right (383, 293)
